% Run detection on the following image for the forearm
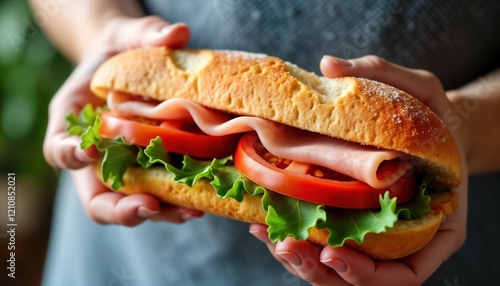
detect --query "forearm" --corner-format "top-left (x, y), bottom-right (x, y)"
top-left (29, 0), bottom-right (145, 63)
top-left (445, 68), bottom-right (500, 174)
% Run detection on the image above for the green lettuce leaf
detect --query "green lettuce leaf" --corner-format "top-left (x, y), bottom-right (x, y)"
top-left (66, 104), bottom-right (100, 136)
top-left (316, 178), bottom-right (433, 247)
top-left (66, 104), bottom-right (142, 190)
top-left (100, 137), bottom-right (140, 190)
top-left (264, 191), bottom-right (326, 242)
top-left (143, 137), bottom-right (264, 202)
top-left (140, 136), bottom-right (171, 167)
top-left (317, 192), bottom-right (398, 246)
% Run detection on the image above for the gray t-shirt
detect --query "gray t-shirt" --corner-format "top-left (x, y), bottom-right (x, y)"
top-left (143, 0), bottom-right (500, 89)
top-left (42, 1), bottom-right (500, 285)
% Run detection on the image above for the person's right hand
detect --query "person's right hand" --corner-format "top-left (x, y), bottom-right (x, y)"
top-left (250, 55), bottom-right (469, 286)
top-left (44, 16), bottom-right (204, 226)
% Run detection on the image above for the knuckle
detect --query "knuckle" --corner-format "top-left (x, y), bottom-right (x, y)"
top-left (363, 54), bottom-right (387, 66)
top-left (61, 147), bottom-right (85, 169)
top-left (43, 141), bottom-right (56, 167)
top-left (347, 274), bottom-right (374, 286)
top-left (124, 16), bottom-right (162, 37)
top-left (85, 207), bottom-right (107, 225)
top-left (48, 92), bottom-right (60, 110)
top-left (415, 69), bottom-right (437, 80)
top-left (115, 215), bottom-right (139, 227)
top-left (114, 207), bottom-right (140, 227)
top-left (362, 55), bottom-right (388, 79)
top-left (85, 195), bottom-right (113, 225)
top-left (415, 69), bottom-right (443, 89)
top-left (138, 15), bottom-right (167, 27)
top-left (99, 15), bottom-right (169, 52)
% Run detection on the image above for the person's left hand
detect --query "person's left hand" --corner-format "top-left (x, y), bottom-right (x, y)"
top-left (43, 16), bottom-right (204, 226)
top-left (249, 55), bottom-right (468, 286)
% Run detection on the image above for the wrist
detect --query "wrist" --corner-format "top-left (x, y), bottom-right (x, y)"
top-left (444, 90), bottom-right (475, 170)
top-left (445, 85), bottom-right (500, 174)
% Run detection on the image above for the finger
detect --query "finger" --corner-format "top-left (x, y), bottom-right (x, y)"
top-left (249, 224), bottom-right (299, 276)
top-left (108, 16), bottom-right (190, 52)
top-left (397, 210), bottom-right (467, 281)
top-left (275, 238), bottom-right (348, 286)
top-left (320, 247), bottom-right (398, 286)
top-left (397, 172), bottom-right (468, 279)
top-left (71, 167), bottom-right (204, 225)
top-left (149, 206), bottom-right (205, 223)
top-left (94, 193), bottom-right (162, 226)
top-left (320, 218), bottom-right (466, 286)
top-left (320, 246), bottom-right (422, 286)
top-left (320, 55), bottom-right (450, 115)
top-left (143, 22), bottom-right (190, 48)
top-left (43, 55), bottom-right (107, 169)
top-left (44, 135), bottom-right (98, 169)
top-left (44, 18), bottom-right (190, 169)
top-left (72, 167), bottom-right (158, 226)
top-left (249, 224), bottom-right (272, 244)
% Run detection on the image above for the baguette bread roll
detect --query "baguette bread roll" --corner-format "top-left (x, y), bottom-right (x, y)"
top-left (94, 163), bottom-right (458, 260)
top-left (91, 47), bottom-right (461, 188)
top-left (89, 47), bottom-right (461, 260)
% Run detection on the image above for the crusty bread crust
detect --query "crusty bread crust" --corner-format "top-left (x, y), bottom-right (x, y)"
top-left (91, 48), bottom-right (461, 188)
top-left (94, 163), bottom-right (457, 260)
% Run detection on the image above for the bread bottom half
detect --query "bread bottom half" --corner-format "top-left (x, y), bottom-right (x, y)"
top-left (94, 164), bottom-right (457, 260)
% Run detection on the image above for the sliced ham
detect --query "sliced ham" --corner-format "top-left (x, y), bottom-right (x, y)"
top-left (107, 92), bottom-right (413, 189)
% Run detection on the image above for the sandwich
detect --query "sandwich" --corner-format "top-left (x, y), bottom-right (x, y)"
top-left (67, 47), bottom-right (460, 260)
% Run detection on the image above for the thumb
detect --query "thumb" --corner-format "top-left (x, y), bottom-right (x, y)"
top-left (141, 21), bottom-right (191, 48)
top-left (319, 55), bottom-right (450, 116)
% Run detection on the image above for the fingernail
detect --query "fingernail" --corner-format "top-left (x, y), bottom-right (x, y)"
top-left (322, 55), bottom-right (353, 67)
top-left (159, 22), bottom-right (186, 35)
top-left (147, 24), bottom-right (172, 38)
top-left (249, 226), bottom-right (271, 244)
top-left (321, 257), bottom-right (347, 273)
top-left (75, 148), bottom-right (95, 164)
top-left (159, 25), bottom-right (173, 35)
top-left (180, 213), bottom-right (193, 221)
top-left (276, 250), bottom-right (302, 266)
top-left (137, 206), bottom-right (160, 218)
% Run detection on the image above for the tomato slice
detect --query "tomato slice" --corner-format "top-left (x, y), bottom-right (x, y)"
top-left (99, 111), bottom-right (241, 159)
top-left (234, 133), bottom-right (416, 209)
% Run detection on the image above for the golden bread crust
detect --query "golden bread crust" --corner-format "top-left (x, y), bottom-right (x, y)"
top-left (94, 163), bottom-right (458, 260)
top-left (91, 47), bottom-right (461, 187)
top-left (309, 209), bottom-right (443, 260)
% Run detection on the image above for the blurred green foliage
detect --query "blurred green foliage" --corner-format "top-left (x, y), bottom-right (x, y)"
top-left (0, 0), bottom-right (72, 187)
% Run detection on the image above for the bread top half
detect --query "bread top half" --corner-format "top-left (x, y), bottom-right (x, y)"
top-left (90, 47), bottom-right (461, 188)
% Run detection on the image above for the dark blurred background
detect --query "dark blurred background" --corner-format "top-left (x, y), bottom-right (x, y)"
top-left (0, 0), bottom-right (72, 285)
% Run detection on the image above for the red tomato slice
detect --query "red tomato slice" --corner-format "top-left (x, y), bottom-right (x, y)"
top-left (99, 111), bottom-right (241, 159)
top-left (234, 133), bottom-right (416, 209)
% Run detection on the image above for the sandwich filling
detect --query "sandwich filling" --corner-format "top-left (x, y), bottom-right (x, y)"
top-left (106, 91), bottom-right (413, 190)
top-left (66, 95), bottom-right (451, 252)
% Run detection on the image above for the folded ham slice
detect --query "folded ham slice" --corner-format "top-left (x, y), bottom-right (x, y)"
top-left (107, 92), bottom-right (412, 189)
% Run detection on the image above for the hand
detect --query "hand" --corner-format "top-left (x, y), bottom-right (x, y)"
top-left (250, 55), bottom-right (468, 286)
top-left (44, 16), bottom-right (204, 225)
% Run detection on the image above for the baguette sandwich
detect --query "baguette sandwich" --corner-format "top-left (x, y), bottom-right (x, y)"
top-left (67, 47), bottom-right (460, 260)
